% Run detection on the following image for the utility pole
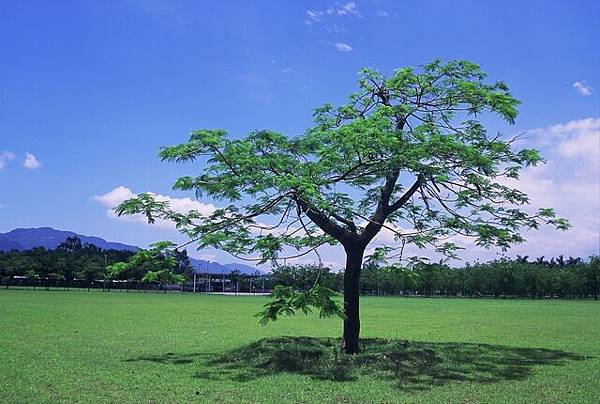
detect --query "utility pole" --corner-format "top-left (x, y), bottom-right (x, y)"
top-left (193, 272), bottom-right (196, 293)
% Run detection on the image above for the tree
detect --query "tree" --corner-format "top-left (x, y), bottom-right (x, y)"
top-left (106, 241), bottom-right (185, 291)
top-left (269, 264), bottom-right (336, 291)
top-left (172, 248), bottom-right (194, 276)
top-left (57, 236), bottom-right (83, 253)
top-left (115, 60), bottom-right (568, 353)
top-left (229, 269), bottom-right (242, 294)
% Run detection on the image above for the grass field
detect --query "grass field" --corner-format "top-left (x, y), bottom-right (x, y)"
top-left (1, 290), bottom-right (599, 403)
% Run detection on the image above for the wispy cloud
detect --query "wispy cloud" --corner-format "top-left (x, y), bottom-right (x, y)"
top-left (332, 42), bottom-right (353, 52)
top-left (23, 153), bottom-right (41, 169)
top-left (305, 2), bottom-right (361, 24)
top-left (305, 1), bottom-right (361, 45)
top-left (573, 80), bottom-right (593, 96)
top-left (94, 186), bottom-right (216, 230)
top-left (0, 151), bottom-right (16, 170)
top-left (376, 10), bottom-right (390, 17)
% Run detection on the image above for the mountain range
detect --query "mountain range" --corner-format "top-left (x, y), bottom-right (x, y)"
top-left (0, 227), bottom-right (261, 275)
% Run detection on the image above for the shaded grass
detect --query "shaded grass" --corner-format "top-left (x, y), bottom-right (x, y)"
top-left (1, 290), bottom-right (599, 403)
top-left (187, 336), bottom-right (586, 390)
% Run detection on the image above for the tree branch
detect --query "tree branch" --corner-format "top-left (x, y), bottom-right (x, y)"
top-left (360, 174), bottom-right (423, 244)
top-left (387, 175), bottom-right (423, 213)
top-left (294, 194), bottom-right (352, 244)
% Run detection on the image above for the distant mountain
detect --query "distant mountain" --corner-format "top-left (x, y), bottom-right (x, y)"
top-left (0, 227), bottom-right (262, 275)
top-left (0, 236), bottom-right (23, 252)
top-left (190, 259), bottom-right (262, 275)
top-left (0, 227), bottom-right (139, 252)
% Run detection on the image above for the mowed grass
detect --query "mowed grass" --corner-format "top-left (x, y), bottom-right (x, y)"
top-left (1, 290), bottom-right (599, 403)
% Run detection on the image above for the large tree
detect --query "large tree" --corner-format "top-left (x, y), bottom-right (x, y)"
top-left (116, 60), bottom-right (568, 353)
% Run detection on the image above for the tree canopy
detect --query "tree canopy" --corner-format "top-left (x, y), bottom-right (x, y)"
top-left (118, 60), bottom-right (567, 262)
top-left (114, 60), bottom-right (568, 353)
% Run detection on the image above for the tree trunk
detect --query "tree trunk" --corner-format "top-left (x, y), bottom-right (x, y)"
top-left (342, 245), bottom-right (364, 354)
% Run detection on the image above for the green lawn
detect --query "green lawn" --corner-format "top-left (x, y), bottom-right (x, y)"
top-left (1, 290), bottom-right (599, 403)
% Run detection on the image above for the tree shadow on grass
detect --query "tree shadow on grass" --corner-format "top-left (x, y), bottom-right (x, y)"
top-left (124, 352), bottom-right (206, 365)
top-left (189, 337), bottom-right (587, 391)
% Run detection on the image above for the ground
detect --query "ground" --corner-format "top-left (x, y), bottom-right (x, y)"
top-left (1, 290), bottom-right (599, 403)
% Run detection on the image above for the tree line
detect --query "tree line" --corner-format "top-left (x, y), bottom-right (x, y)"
top-left (0, 236), bottom-right (198, 285)
top-left (270, 255), bottom-right (600, 299)
top-left (1, 236), bottom-right (598, 299)
top-left (0, 236), bottom-right (135, 283)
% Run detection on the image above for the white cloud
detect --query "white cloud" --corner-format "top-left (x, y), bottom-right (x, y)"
top-left (305, 1), bottom-right (361, 33)
top-left (475, 118), bottom-right (599, 261)
top-left (94, 186), bottom-right (137, 208)
top-left (558, 129), bottom-right (599, 160)
top-left (376, 10), bottom-right (390, 17)
top-left (573, 80), bottom-right (593, 96)
top-left (23, 153), bottom-right (42, 169)
top-left (338, 2), bottom-right (359, 16)
top-left (93, 186), bottom-right (217, 230)
top-left (333, 42), bottom-right (353, 52)
top-left (530, 117), bottom-right (599, 170)
top-left (305, 2), bottom-right (361, 50)
top-left (0, 151), bottom-right (16, 170)
top-left (305, 2), bottom-right (361, 24)
top-left (357, 117), bottom-right (600, 265)
top-left (305, 10), bottom-right (323, 24)
top-left (532, 117), bottom-right (598, 136)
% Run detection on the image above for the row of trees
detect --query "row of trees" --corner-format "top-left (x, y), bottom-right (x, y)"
top-left (1, 238), bottom-right (598, 299)
top-left (0, 237), bottom-right (135, 283)
top-left (0, 236), bottom-right (200, 286)
top-left (271, 256), bottom-right (600, 299)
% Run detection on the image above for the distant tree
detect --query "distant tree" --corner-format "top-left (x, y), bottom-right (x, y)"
top-left (106, 241), bottom-right (185, 291)
top-left (269, 264), bottom-right (336, 291)
top-left (229, 269), bottom-right (242, 294)
top-left (113, 60), bottom-right (568, 353)
top-left (57, 236), bottom-right (83, 252)
top-left (584, 256), bottom-right (600, 300)
top-left (173, 248), bottom-right (193, 276)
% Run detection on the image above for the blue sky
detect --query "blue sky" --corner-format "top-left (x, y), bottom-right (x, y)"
top-left (1, 0), bottom-right (598, 267)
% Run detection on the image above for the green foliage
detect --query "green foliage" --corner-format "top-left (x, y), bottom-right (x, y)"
top-left (140, 270), bottom-right (185, 284)
top-left (0, 237), bottom-right (134, 282)
top-left (115, 60), bottom-right (567, 266)
top-left (269, 264), bottom-right (338, 290)
top-left (353, 255), bottom-right (600, 299)
top-left (256, 284), bottom-right (345, 326)
top-left (112, 60), bottom-right (569, 329)
top-left (106, 241), bottom-right (186, 285)
top-left (266, 257), bottom-right (600, 299)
